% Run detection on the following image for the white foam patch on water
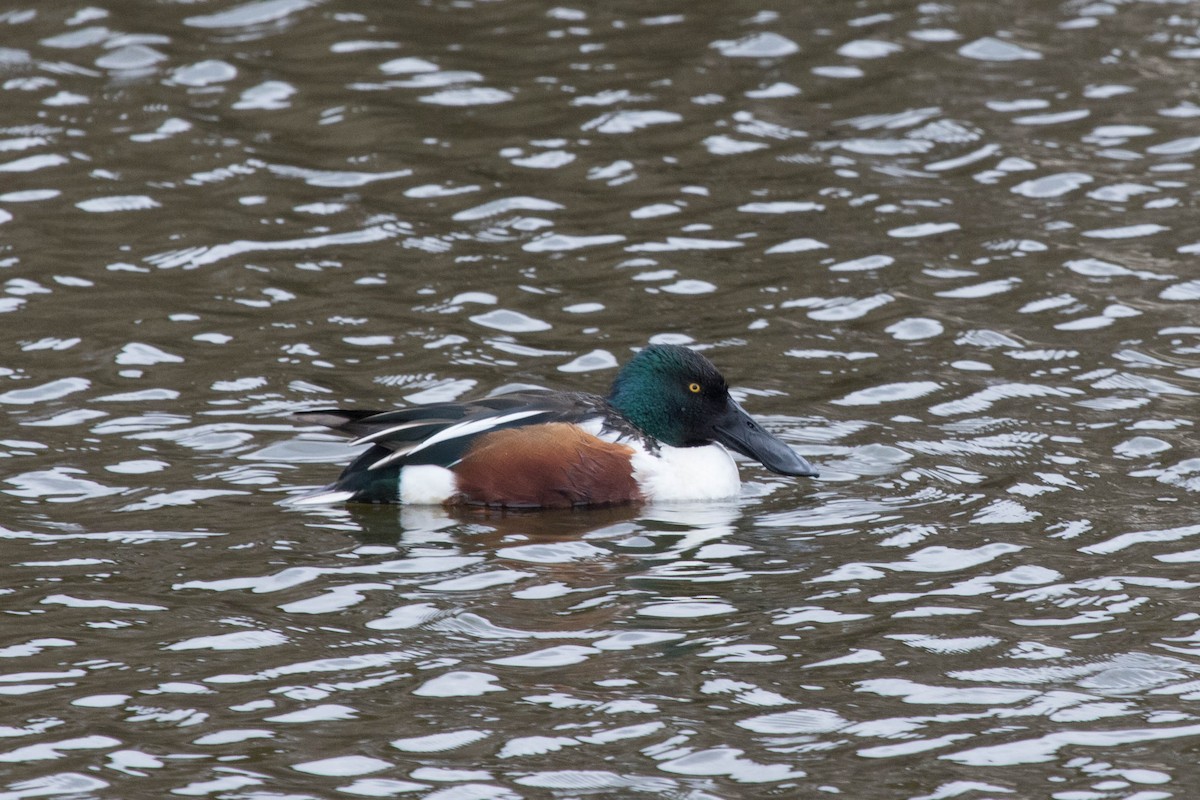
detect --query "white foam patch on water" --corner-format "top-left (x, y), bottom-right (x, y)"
top-left (959, 37), bottom-right (1042, 61)
top-left (0, 377), bottom-right (90, 404)
top-left (1063, 257), bottom-right (1168, 279)
top-left (928, 382), bottom-right (1080, 416)
top-left (410, 767), bottom-right (492, 782)
top-left (391, 730), bottom-right (491, 753)
top-left (175, 556), bottom-right (483, 593)
top-left (0, 189), bottom-right (59, 202)
top-left (830, 255), bottom-right (897, 273)
top-left (423, 570), bottom-right (534, 592)
top-left (1147, 136), bottom-right (1200, 154)
top-left (557, 350), bottom-right (617, 373)
top-left (193, 729), bottom-right (274, 746)
top-left (738, 709), bottom-right (850, 735)
top-left (265, 705), bottom-right (358, 723)
top-left (166, 630), bottom-right (288, 651)
top-left (1081, 523), bottom-right (1200, 555)
top-left (1082, 223), bottom-right (1169, 239)
top-left (104, 459), bottom-right (169, 474)
top-left (468, 309), bottom-right (551, 332)
top-left (509, 149), bottom-right (574, 169)
top-left (1016, 108), bottom-right (1091, 125)
top-left (712, 32), bottom-right (799, 58)
top-left (766, 237), bottom-right (827, 254)
top-left (146, 225), bottom-right (401, 269)
top-left (38, 594), bottom-right (163, 613)
top-left (659, 279), bottom-right (717, 294)
top-left (173, 774), bottom-right (261, 795)
top-left (119, 489), bottom-right (249, 512)
top-left (498, 735), bottom-right (579, 759)
top-left (860, 678), bottom-right (1037, 706)
top-left (172, 59), bottom-right (236, 86)
top-left (592, 631), bottom-right (685, 650)
top-left (582, 109), bottom-right (682, 133)
top-left (0, 154), bottom-right (69, 172)
top-left (510, 582), bottom-right (575, 600)
top-left (892, 606), bottom-right (981, 618)
top-left (813, 543), bottom-right (1024, 584)
top-left (3, 468), bottom-right (124, 502)
top-left (488, 645), bottom-right (599, 668)
top-left (630, 203), bottom-right (680, 218)
top-left (627, 236), bottom-right (742, 252)
top-left (803, 649), bottom-right (886, 668)
top-left (888, 221), bottom-right (960, 238)
top-left (76, 195), bottom-right (160, 212)
top-left (453, 196), bottom-right (562, 220)
top-left (637, 601), bottom-right (736, 618)
top-left (365, 602), bottom-right (441, 631)
top-left (184, 0), bottom-right (316, 28)
top-left (71, 694), bottom-right (129, 708)
top-left (747, 81), bottom-right (801, 98)
top-left (889, 634), bottom-right (1002, 653)
top-left (774, 607), bottom-right (872, 625)
top-left (944, 722), bottom-right (1200, 766)
top-left (739, 201), bottom-right (823, 215)
top-left (279, 583), bottom-right (390, 614)
top-left (703, 136), bottom-right (769, 155)
top-left (380, 57), bottom-right (438, 74)
top-left (699, 644), bottom-right (785, 663)
top-left (839, 39), bottom-right (903, 59)
top-left (887, 317), bottom-right (944, 340)
top-left (515, 769), bottom-right (675, 792)
top-left (496, 541), bottom-right (610, 563)
top-left (1011, 172), bottom-right (1092, 197)
top-left (292, 755), bottom-right (391, 776)
top-left (936, 277), bottom-right (1021, 298)
top-left (832, 381), bottom-right (941, 406)
top-left (233, 80), bottom-right (296, 110)
top-left (421, 87), bottom-right (513, 106)
top-left (806, 293), bottom-right (894, 321)
top-left (413, 672), bottom-right (504, 698)
top-left (0, 735), bottom-right (122, 763)
top-left (523, 233), bottom-right (623, 251)
top-left (1114, 436), bottom-right (1171, 457)
top-left (658, 747), bottom-right (806, 782)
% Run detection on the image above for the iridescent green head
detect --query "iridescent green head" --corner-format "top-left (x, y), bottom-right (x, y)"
top-left (607, 345), bottom-right (818, 477)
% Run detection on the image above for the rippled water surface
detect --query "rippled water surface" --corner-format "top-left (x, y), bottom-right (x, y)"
top-left (3, 1), bottom-right (1200, 797)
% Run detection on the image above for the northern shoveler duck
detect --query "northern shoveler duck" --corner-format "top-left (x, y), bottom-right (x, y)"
top-left (294, 344), bottom-right (818, 507)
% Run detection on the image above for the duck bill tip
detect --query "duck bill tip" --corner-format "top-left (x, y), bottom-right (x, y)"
top-left (714, 402), bottom-right (819, 479)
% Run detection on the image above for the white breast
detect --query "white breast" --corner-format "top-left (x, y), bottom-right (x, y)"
top-left (629, 442), bottom-right (741, 502)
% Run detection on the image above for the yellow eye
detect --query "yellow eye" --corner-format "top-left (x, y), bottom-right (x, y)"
top-left (688, 382), bottom-right (702, 394)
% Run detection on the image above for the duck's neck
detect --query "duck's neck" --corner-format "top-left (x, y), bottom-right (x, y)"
top-left (608, 386), bottom-right (679, 445)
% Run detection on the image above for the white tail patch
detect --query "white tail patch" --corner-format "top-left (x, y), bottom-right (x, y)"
top-left (399, 464), bottom-right (458, 505)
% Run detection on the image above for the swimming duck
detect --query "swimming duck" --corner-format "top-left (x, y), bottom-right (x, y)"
top-left (294, 344), bottom-right (818, 507)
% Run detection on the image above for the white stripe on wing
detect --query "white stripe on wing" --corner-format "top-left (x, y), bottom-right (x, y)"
top-left (367, 408), bottom-right (549, 471)
top-left (350, 418), bottom-right (451, 446)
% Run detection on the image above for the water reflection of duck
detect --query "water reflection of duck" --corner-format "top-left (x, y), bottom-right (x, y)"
top-left (402, 503), bottom-right (642, 546)
top-left (293, 345), bottom-right (818, 508)
top-left (334, 499), bottom-right (743, 551)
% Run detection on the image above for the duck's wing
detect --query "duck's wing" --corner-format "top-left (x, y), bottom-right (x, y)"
top-left (294, 390), bottom-right (613, 470)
